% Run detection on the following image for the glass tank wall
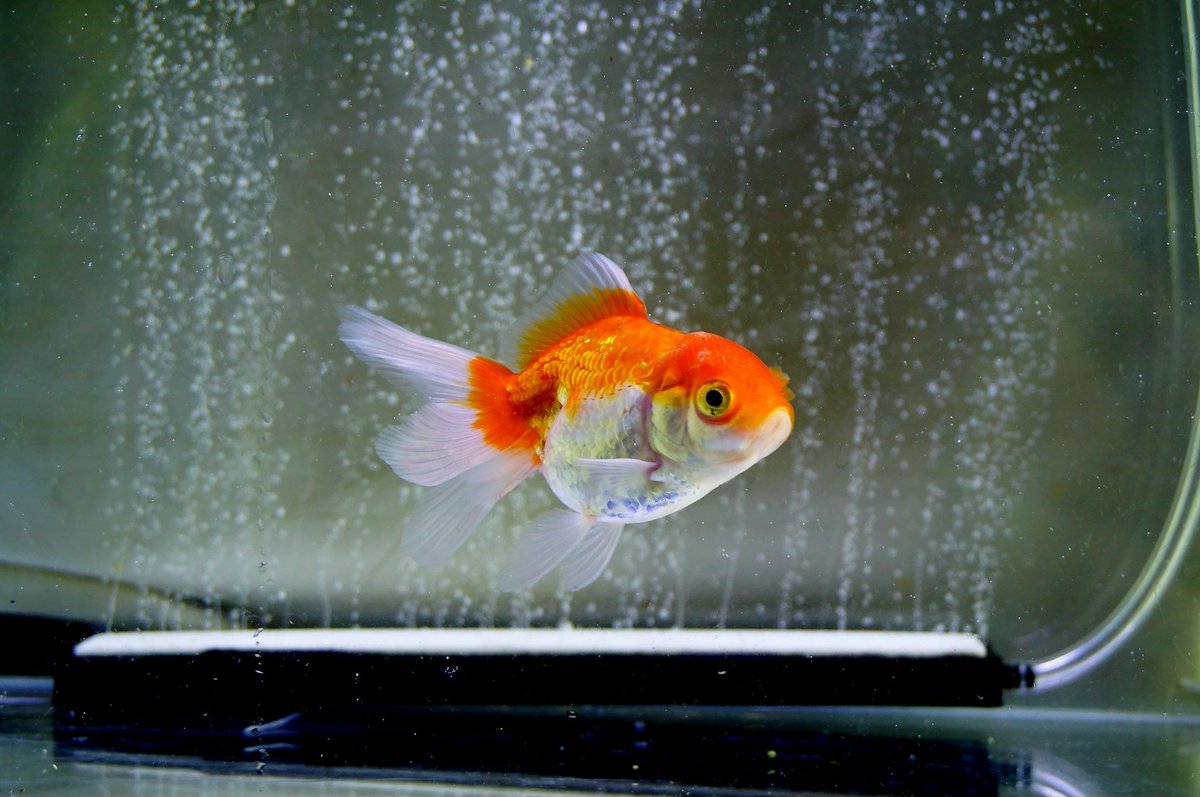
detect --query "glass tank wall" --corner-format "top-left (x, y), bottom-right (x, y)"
top-left (2, 0), bottom-right (1198, 707)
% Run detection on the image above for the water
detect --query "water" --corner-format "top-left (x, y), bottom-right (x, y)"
top-left (1, 0), bottom-right (1196, 684)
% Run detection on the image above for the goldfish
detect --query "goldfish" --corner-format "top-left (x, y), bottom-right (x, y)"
top-left (339, 253), bottom-right (793, 591)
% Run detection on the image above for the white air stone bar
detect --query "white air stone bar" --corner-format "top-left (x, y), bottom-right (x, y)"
top-left (75, 628), bottom-right (987, 659)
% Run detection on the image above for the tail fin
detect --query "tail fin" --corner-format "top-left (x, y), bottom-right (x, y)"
top-left (339, 305), bottom-right (476, 402)
top-left (339, 306), bottom-right (539, 564)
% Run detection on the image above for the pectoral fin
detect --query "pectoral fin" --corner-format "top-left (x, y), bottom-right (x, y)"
top-left (574, 457), bottom-right (659, 495)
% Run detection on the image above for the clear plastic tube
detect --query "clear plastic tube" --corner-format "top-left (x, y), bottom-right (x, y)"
top-left (1030, 0), bottom-right (1200, 692)
top-left (1031, 429), bottom-right (1200, 691)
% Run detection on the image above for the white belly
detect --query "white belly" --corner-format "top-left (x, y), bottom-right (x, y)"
top-left (540, 387), bottom-right (705, 523)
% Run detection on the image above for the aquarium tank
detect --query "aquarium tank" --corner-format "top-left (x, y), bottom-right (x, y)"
top-left (2, 0), bottom-right (1199, 794)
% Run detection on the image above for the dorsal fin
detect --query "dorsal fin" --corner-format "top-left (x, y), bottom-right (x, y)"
top-left (501, 253), bottom-right (647, 371)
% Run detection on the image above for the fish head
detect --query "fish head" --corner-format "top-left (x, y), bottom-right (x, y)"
top-left (649, 332), bottom-right (794, 483)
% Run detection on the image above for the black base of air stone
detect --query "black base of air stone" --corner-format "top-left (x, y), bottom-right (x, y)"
top-left (55, 649), bottom-right (1025, 714)
top-left (51, 630), bottom-right (1030, 794)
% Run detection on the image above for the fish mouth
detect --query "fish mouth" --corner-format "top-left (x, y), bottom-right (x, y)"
top-left (753, 406), bottom-right (793, 459)
top-left (704, 406), bottom-right (793, 462)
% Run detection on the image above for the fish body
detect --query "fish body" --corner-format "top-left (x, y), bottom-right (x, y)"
top-left (339, 254), bottom-right (793, 590)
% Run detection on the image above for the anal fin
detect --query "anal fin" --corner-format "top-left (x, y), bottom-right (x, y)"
top-left (559, 521), bottom-right (624, 591)
top-left (400, 449), bottom-right (536, 566)
top-left (498, 509), bottom-right (597, 591)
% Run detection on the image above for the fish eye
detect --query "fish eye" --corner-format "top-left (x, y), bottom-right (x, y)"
top-left (696, 381), bottom-right (732, 420)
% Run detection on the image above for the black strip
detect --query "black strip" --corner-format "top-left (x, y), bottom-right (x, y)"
top-left (52, 647), bottom-right (1027, 794)
top-left (0, 615), bottom-right (100, 675)
top-left (54, 647), bottom-right (1023, 719)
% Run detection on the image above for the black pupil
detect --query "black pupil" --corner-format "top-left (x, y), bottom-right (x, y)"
top-left (705, 388), bottom-right (724, 409)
